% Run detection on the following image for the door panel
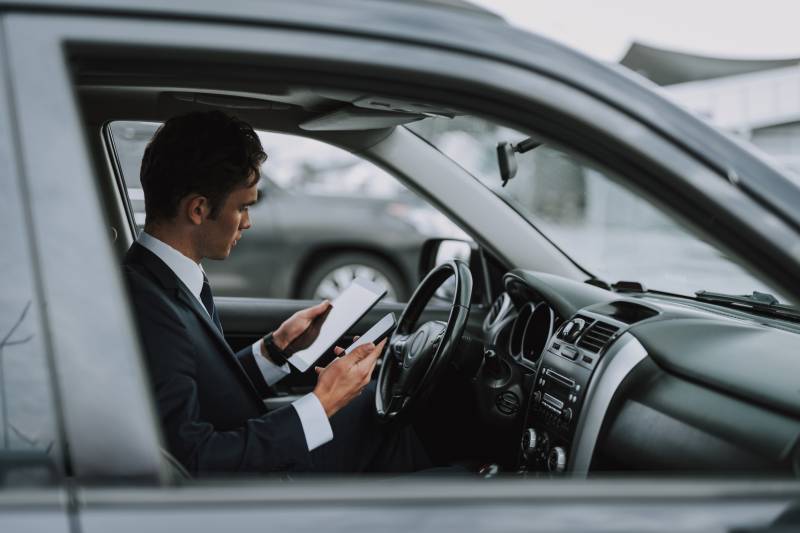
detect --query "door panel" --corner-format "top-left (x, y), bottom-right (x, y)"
top-left (76, 483), bottom-right (794, 533)
top-left (0, 494), bottom-right (71, 533)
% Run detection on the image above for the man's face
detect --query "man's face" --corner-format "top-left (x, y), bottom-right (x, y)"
top-left (199, 179), bottom-right (259, 260)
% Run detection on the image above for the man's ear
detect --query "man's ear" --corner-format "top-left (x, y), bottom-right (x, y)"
top-left (185, 195), bottom-right (210, 226)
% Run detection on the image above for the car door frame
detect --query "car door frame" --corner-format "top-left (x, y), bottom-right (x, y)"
top-left (3, 4), bottom-right (800, 527)
top-left (0, 16), bottom-right (73, 533)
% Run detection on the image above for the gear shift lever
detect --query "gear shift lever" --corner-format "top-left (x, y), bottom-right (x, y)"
top-left (483, 348), bottom-right (503, 376)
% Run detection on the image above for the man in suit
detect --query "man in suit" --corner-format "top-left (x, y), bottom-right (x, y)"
top-left (123, 111), bottom-right (430, 475)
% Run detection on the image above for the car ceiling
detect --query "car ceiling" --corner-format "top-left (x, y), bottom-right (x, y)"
top-left (75, 57), bottom-right (462, 151)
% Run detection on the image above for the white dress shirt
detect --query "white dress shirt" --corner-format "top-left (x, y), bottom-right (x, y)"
top-left (137, 232), bottom-right (333, 451)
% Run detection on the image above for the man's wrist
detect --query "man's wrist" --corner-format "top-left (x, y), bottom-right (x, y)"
top-left (262, 332), bottom-right (290, 366)
top-left (312, 387), bottom-right (334, 418)
top-left (271, 329), bottom-right (289, 351)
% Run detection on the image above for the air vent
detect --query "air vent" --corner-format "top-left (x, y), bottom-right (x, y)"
top-left (495, 391), bottom-right (520, 415)
top-left (484, 292), bottom-right (511, 331)
top-left (576, 321), bottom-right (620, 353)
top-left (557, 314), bottom-right (593, 341)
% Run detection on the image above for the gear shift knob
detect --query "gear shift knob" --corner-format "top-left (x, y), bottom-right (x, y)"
top-left (484, 348), bottom-right (502, 376)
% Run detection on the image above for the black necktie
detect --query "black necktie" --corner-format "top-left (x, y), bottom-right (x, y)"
top-left (200, 274), bottom-right (223, 333)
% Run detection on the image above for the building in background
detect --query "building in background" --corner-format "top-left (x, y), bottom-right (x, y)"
top-left (621, 42), bottom-right (800, 180)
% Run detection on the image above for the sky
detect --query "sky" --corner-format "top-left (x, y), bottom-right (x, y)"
top-left (471, 0), bottom-right (800, 62)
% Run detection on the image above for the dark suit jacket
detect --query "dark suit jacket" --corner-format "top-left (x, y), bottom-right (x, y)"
top-left (122, 242), bottom-right (311, 475)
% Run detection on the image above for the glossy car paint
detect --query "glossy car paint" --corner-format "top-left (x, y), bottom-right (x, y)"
top-left (1, 1), bottom-right (799, 531)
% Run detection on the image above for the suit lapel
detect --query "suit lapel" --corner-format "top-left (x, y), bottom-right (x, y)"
top-left (125, 243), bottom-right (264, 402)
top-left (175, 281), bottom-right (230, 353)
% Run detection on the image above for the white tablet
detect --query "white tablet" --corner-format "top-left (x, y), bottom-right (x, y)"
top-left (287, 278), bottom-right (386, 372)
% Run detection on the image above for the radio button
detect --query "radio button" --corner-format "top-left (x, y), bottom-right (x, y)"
top-left (547, 447), bottom-right (567, 473)
top-left (521, 428), bottom-right (537, 459)
top-left (562, 347), bottom-right (578, 360)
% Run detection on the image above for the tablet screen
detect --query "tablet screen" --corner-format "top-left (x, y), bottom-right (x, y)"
top-left (287, 278), bottom-right (386, 372)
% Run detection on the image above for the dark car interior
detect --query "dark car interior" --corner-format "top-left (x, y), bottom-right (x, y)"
top-left (74, 49), bottom-right (800, 481)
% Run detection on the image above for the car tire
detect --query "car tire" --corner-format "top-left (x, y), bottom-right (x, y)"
top-left (299, 252), bottom-right (408, 302)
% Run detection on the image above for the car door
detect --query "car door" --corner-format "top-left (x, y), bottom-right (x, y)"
top-left (0, 22), bottom-right (72, 532)
top-left (5, 3), bottom-right (800, 531)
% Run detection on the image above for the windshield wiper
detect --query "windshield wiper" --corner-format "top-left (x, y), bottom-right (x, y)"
top-left (694, 290), bottom-right (800, 321)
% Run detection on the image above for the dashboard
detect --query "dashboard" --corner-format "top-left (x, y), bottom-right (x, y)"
top-left (479, 269), bottom-right (800, 476)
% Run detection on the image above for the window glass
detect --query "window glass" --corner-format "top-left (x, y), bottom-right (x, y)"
top-left (409, 116), bottom-right (784, 301)
top-left (0, 140), bottom-right (63, 487)
top-left (751, 122), bottom-right (800, 179)
top-left (108, 121), bottom-right (466, 302)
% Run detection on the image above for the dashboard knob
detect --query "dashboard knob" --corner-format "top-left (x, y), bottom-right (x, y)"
top-left (561, 407), bottom-right (573, 424)
top-left (532, 390), bottom-right (542, 404)
top-left (547, 446), bottom-right (567, 473)
top-left (521, 428), bottom-right (537, 458)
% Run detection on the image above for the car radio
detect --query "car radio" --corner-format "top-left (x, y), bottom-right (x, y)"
top-left (518, 314), bottom-right (617, 473)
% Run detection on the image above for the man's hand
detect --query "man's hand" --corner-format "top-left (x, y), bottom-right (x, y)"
top-left (264, 300), bottom-right (332, 357)
top-left (312, 339), bottom-right (386, 418)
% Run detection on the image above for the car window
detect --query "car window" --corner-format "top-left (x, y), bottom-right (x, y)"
top-left (107, 121), bottom-right (467, 303)
top-left (0, 135), bottom-right (64, 488)
top-left (409, 116), bottom-right (786, 302)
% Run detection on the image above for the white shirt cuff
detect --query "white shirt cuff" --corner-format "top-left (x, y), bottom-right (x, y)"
top-left (252, 339), bottom-right (291, 387)
top-left (292, 393), bottom-right (333, 451)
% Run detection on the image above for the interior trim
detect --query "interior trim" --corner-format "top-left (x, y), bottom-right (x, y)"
top-left (569, 333), bottom-right (648, 474)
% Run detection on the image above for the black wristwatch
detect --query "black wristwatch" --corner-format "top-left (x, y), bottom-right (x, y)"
top-left (263, 332), bottom-right (290, 366)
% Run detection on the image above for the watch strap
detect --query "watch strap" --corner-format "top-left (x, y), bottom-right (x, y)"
top-left (263, 332), bottom-right (290, 366)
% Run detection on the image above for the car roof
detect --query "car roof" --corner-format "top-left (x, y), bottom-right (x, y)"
top-left (6, 0), bottom-right (800, 233)
top-left (0, 0), bottom-right (502, 21)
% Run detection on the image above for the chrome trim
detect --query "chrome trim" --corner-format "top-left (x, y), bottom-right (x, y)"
top-left (569, 333), bottom-right (648, 474)
top-left (483, 291), bottom-right (512, 330)
top-left (544, 368), bottom-right (575, 389)
top-left (543, 392), bottom-right (564, 410)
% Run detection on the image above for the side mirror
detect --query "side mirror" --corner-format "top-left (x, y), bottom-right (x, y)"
top-left (418, 238), bottom-right (478, 302)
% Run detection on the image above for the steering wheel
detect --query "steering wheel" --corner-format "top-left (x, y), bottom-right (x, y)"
top-left (375, 260), bottom-right (472, 423)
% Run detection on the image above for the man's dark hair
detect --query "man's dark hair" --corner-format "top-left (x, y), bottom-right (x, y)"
top-left (140, 111), bottom-right (266, 225)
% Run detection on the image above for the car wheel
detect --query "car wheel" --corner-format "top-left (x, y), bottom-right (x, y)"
top-left (300, 253), bottom-right (407, 302)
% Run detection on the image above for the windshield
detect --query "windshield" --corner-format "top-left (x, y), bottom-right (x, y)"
top-left (409, 116), bottom-right (789, 303)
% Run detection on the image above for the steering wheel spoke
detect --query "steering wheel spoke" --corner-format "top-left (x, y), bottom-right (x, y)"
top-left (385, 394), bottom-right (409, 416)
top-left (389, 333), bottom-right (410, 361)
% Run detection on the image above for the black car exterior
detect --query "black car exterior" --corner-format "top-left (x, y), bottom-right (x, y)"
top-left (1, 1), bottom-right (799, 532)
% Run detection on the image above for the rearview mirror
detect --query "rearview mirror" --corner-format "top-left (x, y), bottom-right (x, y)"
top-left (496, 137), bottom-right (541, 186)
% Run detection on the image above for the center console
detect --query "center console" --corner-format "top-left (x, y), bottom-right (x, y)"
top-left (518, 313), bottom-right (621, 473)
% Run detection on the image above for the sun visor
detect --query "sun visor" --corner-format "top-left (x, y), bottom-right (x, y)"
top-left (299, 105), bottom-right (425, 131)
